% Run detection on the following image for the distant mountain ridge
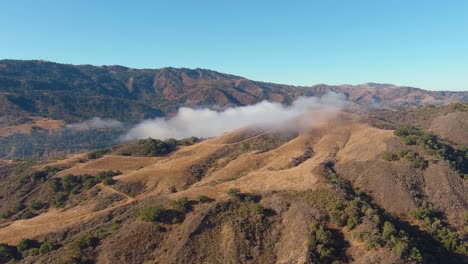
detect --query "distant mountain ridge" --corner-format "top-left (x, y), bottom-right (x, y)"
top-left (0, 59), bottom-right (467, 123)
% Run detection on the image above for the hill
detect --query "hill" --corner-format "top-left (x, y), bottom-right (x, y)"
top-left (0, 111), bottom-right (466, 263)
top-left (1, 59), bottom-right (467, 123)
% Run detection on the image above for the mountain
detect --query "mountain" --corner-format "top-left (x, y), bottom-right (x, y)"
top-left (0, 108), bottom-right (466, 263)
top-left (1, 59), bottom-right (467, 123)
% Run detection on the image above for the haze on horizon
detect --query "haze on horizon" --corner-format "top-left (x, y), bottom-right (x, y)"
top-left (1, 0), bottom-right (467, 91)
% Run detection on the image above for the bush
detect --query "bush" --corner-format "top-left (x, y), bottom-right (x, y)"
top-left (170, 197), bottom-right (190, 213)
top-left (409, 247), bottom-right (423, 263)
top-left (140, 204), bottom-right (164, 222)
top-left (382, 221), bottom-right (396, 240)
top-left (17, 239), bottom-right (39, 251)
top-left (196, 195), bottom-right (213, 204)
top-left (18, 209), bottom-right (37, 219)
top-left (227, 188), bottom-right (241, 198)
top-left (83, 178), bottom-right (98, 189)
top-left (29, 200), bottom-right (48, 210)
top-left (309, 221), bottom-right (338, 262)
top-left (250, 204), bottom-right (264, 215)
top-left (50, 193), bottom-right (68, 208)
top-left (140, 138), bottom-right (177, 156)
top-left (39, 240), bottom-right (55, 254)
top-left (382, 151), bottom-right (398, 161)
top-left (393, 240), bottom-right (409, 257)
top-left (409, 206), bottom-right (433, 220)
top-left (87, 148), bottom-right (109, 159)
top-left (102, 176), bottom-right (115, 185)
top-left (28, 248), bottom-right (39, 256)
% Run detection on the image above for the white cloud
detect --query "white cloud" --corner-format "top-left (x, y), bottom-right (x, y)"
top-left (122, 92), bottom-right (347, 141)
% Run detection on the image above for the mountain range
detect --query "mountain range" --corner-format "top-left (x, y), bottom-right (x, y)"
top-left (1, 59), bottom-right (467, 123)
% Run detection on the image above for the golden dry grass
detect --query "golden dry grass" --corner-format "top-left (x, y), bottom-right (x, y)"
top-left (0, 116), bottom-right (398, 244)
top-left (0, 117), bottom-right (64, 138)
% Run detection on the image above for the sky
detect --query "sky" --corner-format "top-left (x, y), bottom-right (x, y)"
top-left (0, 0), bottom-right (467, 91)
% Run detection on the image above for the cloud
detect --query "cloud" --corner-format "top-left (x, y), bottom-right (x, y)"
top-left (122, 92), bottom-right (347, 141)
top-left (66, 117), bottom-right (123, 130)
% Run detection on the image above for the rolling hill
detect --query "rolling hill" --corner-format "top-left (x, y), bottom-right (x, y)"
top-left (0, 108), bottom-right (466, 263)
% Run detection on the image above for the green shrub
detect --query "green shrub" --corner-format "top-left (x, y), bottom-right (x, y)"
top-left (409, 206), bottom-right (433, 220)
top-left (382, 221), bottom-right (396, 240)
top-left (83, 178), bottom-right (98, 189)
top-left (393, 240), bottom-right (409, 257)
top-left (250, 204), bottom-right (264, 215)
top-left (87, 148), bottom-right (109, 159)
top-left (50, 193), bottom-right (68, 208)
top-left (409, 247), bottom-right (423, 263)
top-left (18, 209), bottom-right (37, 219)
top-left (196, 195), bottom-right (213, 204)
top-left (140, 204), bottom-right (164, 222)
top-left (17, 239), bottom-right (39, 251)
top-left (170, 197), bottom-right (190, 213)
top-left (227, 188), bottom-right (241, 198)
top-left (102, 176), bottom-right (115, 185)
top-left (140, 138), bottom-right (177, 156)
top-left (39, 240), bottom-right (55, 254)
top-left (29, 200), bottom-right (48, 210)
top-left (28, 248), bottom-right (40, 256)
top-left (382, 151), bottom-right (398, 161)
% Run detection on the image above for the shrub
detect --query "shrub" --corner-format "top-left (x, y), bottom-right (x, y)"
top-left (140, 204), bottom-right (164, 222)
top-left (18, 209), bottom-right (37, 219)
top-left (39, 241), bottom-right (55, 254)
top-left (227, 188), bottom-right (241, 198)
top-left (28, 248), bottom-right (39, 256)
top-left (96, 170), bottom-right (121, 180)
top-left (17, 239), bottom-right (39, 251)
top-left (50, 193), bottom-right (68, 208)
top-left (140, 138), bottom-right (177, 156)
top-left (83, 178), bottom-right (98, 189)
top-left (382, 151), bottom-right (398, 161)
top-left (102, 176), bottom-right (115, 185)
top-left (250, 204), bottom-right (264, 215)
top-left (29, 200), bottom-right (48, 210)
top-left (409, 206), bottom-right (433, 220)
top-left (61, 174), bottom-right (81, 192)
top-left (87, 148), bottom-right (109, 159)
top-left (382, 221), bottom-right (396, 240)
top-left (409, 247), bottom-right (423, 263)
top-left (48, 179), bottom-right (62, 192)
top-left (196, 195), bottom-right (213, 204)
top-left (393, 240), bottom-right (409, 257)
top-left (170, 197), bottom-right (190, 213)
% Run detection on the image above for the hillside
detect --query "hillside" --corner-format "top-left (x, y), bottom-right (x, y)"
top-left (1, 60), bottom-right (467, 123)
top-left (0, 111), bottom-right (466, 263)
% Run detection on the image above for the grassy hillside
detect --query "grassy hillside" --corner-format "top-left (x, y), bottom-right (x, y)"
top-left (0, 114), bottom-right (466, 263)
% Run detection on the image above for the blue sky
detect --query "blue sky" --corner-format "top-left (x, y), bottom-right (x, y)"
top-left (1, 0), bottom-right (467, 91)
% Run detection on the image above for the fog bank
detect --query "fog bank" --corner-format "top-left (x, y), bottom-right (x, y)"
top-left (122, 92), bottom-right (346, 141)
